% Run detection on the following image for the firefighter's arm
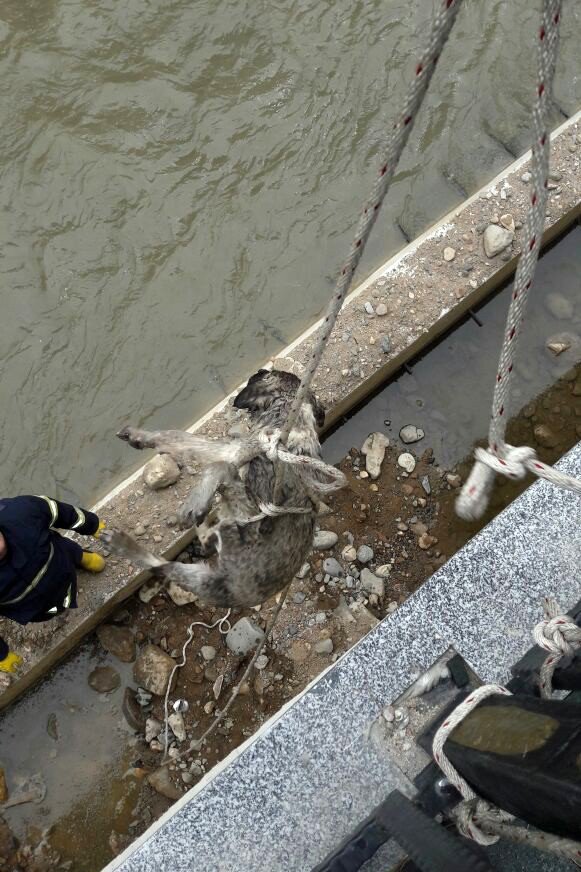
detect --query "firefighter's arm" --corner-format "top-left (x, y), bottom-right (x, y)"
top-left (0, 637), bottom-right (22, 674)
top-left (33, 496), bottom-right (101, 536)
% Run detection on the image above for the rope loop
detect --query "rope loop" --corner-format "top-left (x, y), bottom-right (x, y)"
top-left (533, 597), bottom-right (581, 697)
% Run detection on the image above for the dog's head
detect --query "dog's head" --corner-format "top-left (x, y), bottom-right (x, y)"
top-left (233, 369), bottom-right (325, 430)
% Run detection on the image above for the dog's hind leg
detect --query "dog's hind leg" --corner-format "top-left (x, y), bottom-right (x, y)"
top-left (101, 529), bottom-right (219, 596)
top-left (116, 426), bottom-right (258, 467)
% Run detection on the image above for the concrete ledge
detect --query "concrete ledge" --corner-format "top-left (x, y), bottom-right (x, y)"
top-left (1, 110), bottom-right (579, 710)
top-left (106, 441), bottom-right (581, 872)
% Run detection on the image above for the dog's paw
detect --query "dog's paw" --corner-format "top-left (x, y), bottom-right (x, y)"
top-left (99, 529), bottom-right (137, 557)
top-left (117, 426), bottom-right (146, 449)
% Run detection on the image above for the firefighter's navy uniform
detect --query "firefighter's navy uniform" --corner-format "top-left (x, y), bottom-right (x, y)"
top-left (0, 495), bottom-right (105, 672)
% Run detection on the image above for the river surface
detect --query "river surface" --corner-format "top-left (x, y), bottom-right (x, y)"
top-left (1, 0), bottom-right (580, 504)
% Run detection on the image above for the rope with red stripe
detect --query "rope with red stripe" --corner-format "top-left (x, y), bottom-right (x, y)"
top-left (533, 596), bottom-right (581, 698)
top-left (276, 0), bottom-right (464, 450)
top-left (432, 683), bottom-right (581, 863)
top-left (456, 0), bottom-right (581, 521)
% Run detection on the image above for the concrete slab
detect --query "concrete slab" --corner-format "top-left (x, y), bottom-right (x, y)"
top-left (105, 442), bottom-right (581, 872)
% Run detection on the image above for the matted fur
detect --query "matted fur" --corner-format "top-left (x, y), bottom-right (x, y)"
top-left (102, 370), bottom-right (339, 607)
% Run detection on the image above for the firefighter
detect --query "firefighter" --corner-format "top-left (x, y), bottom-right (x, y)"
top-left (0, 494), bottom-right (106, 674)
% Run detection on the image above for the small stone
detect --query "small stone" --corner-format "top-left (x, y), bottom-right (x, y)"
top-left (204, 701), bottom-right (216, 715)
top-left (375, 565), bottom-right (392, 578)
top-left (499, 213), bottom-right (515, 233)
top-left (182, 772), bottom-right (194, 785)
top-left (201, 646), bottom-right (216, 662)
top-left (88, 665), bottom-right (121, 693)
top-left (483, 224), bottom-right (513, 258)
top-left (313, 531), bottom-right (338, 550)
top-left (323, 557), bottom-right (344, 578)
top-left (357, 545), bottom-right (374, 564)
top-left (134, 524), bottom-right (147, 536)
top-left (122, 688), bottom-right (146, 731)
top-left (364, 301), bottom-right (374, 315)
top-left (397, 453), bottom-right (416, 473)
top-left (342, 544), bottom-right (357, 562)
top-left (549, 170), bottom-right (562, 182)
top-left (421, 475), bottom-right (431, 495)
top-left (376, 303), bottom-right (388, 316)
top-left (143, 454), bottom-right (181, 490)
top-left (443, 246), bottom-right (456, 262)
top-left (296, 562), bottom-right (310, 579)
top-left (293, 592), bottom-right (306, 604)
top-left (359, 470), bottom-right (369, 479)
top-left (360, 568), bottom-right (385, 597)
top-left (361, 432), bottom-right (389, 479)
top-left (314, 638), bottom-right (334, 655)
top-left (445, 473), bottom-right (462, 488)
top-left (145, 717), bottom-right (163, 743)
top-left (226, 617), bottom-right (265, 656)
top-left (168, 712), bottom-right (186, 742)
top-left (520, 171), bottom-right (532, 183)
top-left (167, 581), bottom-right (198, 606)
top-left (255, 655), bottom-right (269, 670)
top-left (315, 612), bottom-right (327, 624)
top-left (545, 293), bottom-right (574, 320)
top-left (380, 336), bottom-right (391, 354)
top-left (534, 424), bottom-right (558, 449)
top-left (148, 766), bottom-right (182, 800)
top-left (138, 578), bottom-right (164, 603)
top-left (399, 425), bottom-right (424, 445)
top-left (96, 625), bottom-right (136, 663)
top-left (418, 533), bottom-right (438, 550)
top-left (546, 339), bottom-right (571, 356)
top-left (134, 645), bottom-right (176, 696)
top-left (469, 279), bottom-right (478, 289)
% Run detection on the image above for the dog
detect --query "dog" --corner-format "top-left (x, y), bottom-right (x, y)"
top-left (102, 369), bottom-right (344, 607)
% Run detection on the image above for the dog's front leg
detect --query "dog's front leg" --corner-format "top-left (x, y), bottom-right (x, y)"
top-left (177, 463), bottom-right (235, 528)
top-left (116, 426), bottom-right (259, 466)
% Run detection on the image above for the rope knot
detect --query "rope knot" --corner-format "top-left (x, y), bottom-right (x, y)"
top-left (258, 430), bottom-right (282, 462)
top-left (533, 598), bottom-right (580, 657)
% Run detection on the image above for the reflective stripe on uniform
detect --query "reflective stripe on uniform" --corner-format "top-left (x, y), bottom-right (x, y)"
top-left (63, 585), bottom-right (73, 608)
top-left (0, 543), bottom-right (55, 606)
top-left (36, 495), bottom-right (58, 527)
top-left (71, 508), bottom-right (86, 530)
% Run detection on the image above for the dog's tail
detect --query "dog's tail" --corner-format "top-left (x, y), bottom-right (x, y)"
top-left (101, 530), bottom-right (166, 571)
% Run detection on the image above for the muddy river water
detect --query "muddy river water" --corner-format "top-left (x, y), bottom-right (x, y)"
top-left (1, 0), bottom-right (580, 504)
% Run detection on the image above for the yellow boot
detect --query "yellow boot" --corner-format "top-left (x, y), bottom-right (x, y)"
top-left (80, 551), bottom-right (106, 573)
top-left (0, 651), bottom-right (23, 673)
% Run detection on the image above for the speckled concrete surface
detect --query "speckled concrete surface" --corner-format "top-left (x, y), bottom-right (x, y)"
top-left (106, 444), bottom-right (581, 872)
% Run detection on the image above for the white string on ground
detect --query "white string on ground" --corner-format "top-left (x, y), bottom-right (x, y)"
top-left (165, 586), bottom-right (290, 768)
top-left (456, 0), bottom-right (578, 521)
top-left (162, 610), bottom-right (232, 762)
top-left (432, 682), bottom-right (581, 864)
top-left (533, 596), bottom-right (581, 698)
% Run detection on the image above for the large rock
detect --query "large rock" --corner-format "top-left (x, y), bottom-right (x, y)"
top-left (225, 618), bottom-right (265, 656)
top-left (361, 433), bottom-right (389, 479)
top-left (147, 766), bottom-right (182, 801)
top-left (134, 645), bottom-right (176, 696)
top-left (399, 425), bottom-right (424, 445)
top-left (143, 454), bottom-right (181, 490)
top-left (167, 581), bottom-right (198, 606)
top-left (88, 665), bottom-right (121, 693)
top-left (96, 625), bottom-right (136, 663)
top-left (483, 224), bottom-right (513, 258)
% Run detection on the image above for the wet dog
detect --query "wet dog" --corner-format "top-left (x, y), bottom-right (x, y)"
top-left (102, 369), bottom-right (344, 607)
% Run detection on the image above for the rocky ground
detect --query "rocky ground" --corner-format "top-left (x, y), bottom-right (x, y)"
top-left (3, 363), bottom-right (579, 870)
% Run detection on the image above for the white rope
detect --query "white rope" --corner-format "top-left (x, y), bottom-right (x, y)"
top-left (456, 0), bottom-right (581, 521)
top-left (162, 610), bottom-right (231, 762)
top-left (533, 596), bottom-right (581, 698)
top-left (432, 683), bottom-right (581, 864)
top-left (277, 0), bottom-right (464, 447)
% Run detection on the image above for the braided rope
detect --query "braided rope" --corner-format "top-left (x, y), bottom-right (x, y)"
top-left (432, 683), bottom-right (581, 863)
top-left (277, 0), bottom-right (464, 447)
top-left (533, 596), bottom-right (581, 698)
top-left (456, 0), bottom-right (581, 521)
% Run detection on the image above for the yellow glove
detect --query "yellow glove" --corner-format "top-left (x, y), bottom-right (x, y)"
top-left (0, 651), bottom-right (23, 674)
top-left (93, 520), bottom-right (106, 540)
